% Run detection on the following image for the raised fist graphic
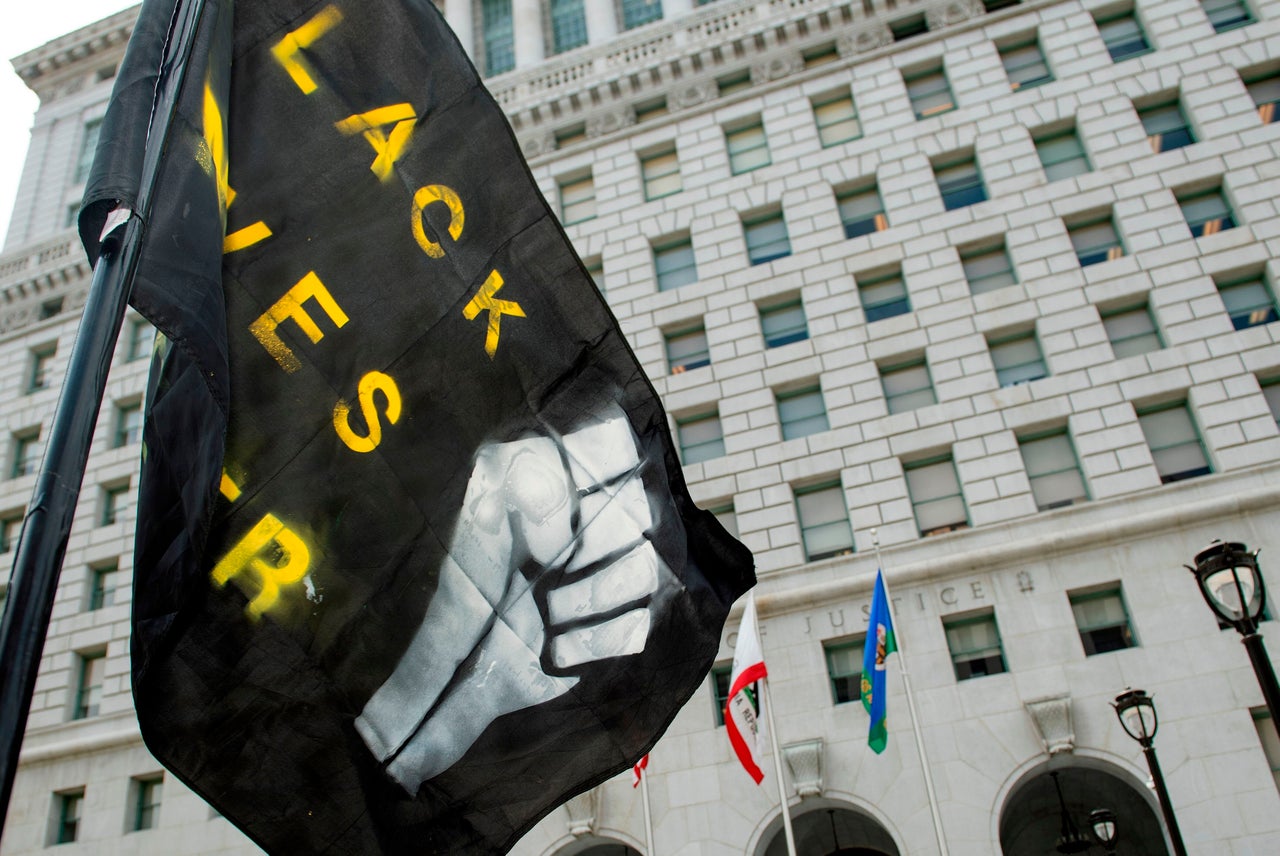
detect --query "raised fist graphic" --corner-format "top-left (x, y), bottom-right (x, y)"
top-left (355, 406), bottom-right (669, 792)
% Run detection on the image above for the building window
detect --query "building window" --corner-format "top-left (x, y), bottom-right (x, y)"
top-left (803, 43), bottom-right (840, 67)
top-left (905, 455), bottom-right (968, 536)
top-left (859, 269), bottom-right (910, 322)
top-left (1, 510), bottom-right (22, 553)
top-left (1254, 709), bottom-right (1280, 794)
top-left (890, 13), bottom-right (927, 41)
top-left (1103, 304), bottom-right (1162, 357)
top-left (795, 482), bottom-right (854, 561)
top-left (725, 120), bottom-right (770, 175)
top-left (1070, 587), bottom-right (1136, 655)
top-left (40, 298), bottom-right (65, 320)
top-left (53, 790), bottom-right (84, 845)
top-left (481, 0), bottom-right (515, 76)
top-left (74, 119), bottom-right (103, 184)
top-left (1069, 217), bottom-right (1124, 267)
top-left (1179, 187), bottom-right (1236, 237)
top-left (824, 636), bottom-right (865, 704)
top-left (882, 360), bottom-right (936, 414)
top-left (935, 156), bottom-right (987, 210)
top-left (760, 301), bottom-right (808, 348)
top-left (641, 147), bottom-right (681, 200)
top-left (962, 243), bottom-right (1017, 294)
top-left (678, 412), bottom-right (725, 465)
top-left (989, 331), bottom-right (1047, 387)
top-left (89, 563), bottom-right (120, 611)
top-left (1036, 128), bottom-right (1090, 182)
top-left (905, 65), bottom-right (954, 119)
top-left (812, 93), bottom-right (861, 147)
top-left (1217, 274), bottom-right (1278, 330)
top-left (1096, 10), bottom-right (1151, 61)
top-left (554, 123), bottom-right (587, 149)
top-left (114, 402), bottom-right (143, 448)
top-left (1139, 101), bottom-right (1195, 153)
top-left (711, 503), bottom-right (739, 538)
top-left (74, 651), bottom-right (106, 720)
top-left (1020, 430), bottom-right (1087, 510)
top-left (634, 96), bottom-right (668, 124)
top-left (654, 238), bottom-right (697, 291)
top-left (711, 664), bottom-right (731, 725)
top-left (620, 0), bottom-right (663, 30)
top-left (549, 0), bottom-right (588, 53)
top-left (101, 482), bottom-right (129, 526)
top-left (1246, 72), bottom-right (1279, 124)
top-left (558, 174), bottom-right (596, 225)
top-left (717, 70), bottom-right (751, 97)
top-left (1138, 401), bottom-right (1212, 483)
top-left (133, 775), bottom-right (163, 831)
top-left (838, 184), bottom-right (888, 239)
top-left (12, 430), bottom-right (41, 478)
top-left (1001, 38), bottom-right (1052, 91)
top-left (777, 387), bottom-right (828, 441)
top-left (27, 346), bottom-right (56, 393)
top-left (1262, 378), bottom-right (1280, 426)
top-left (1203, 0), bottom-right (1252, 31)
top-left (584, 257), bottom-right (604, 292)
top-left (126, 318), bottom-right (153, 362)
top-left (744, 211), bottom-right (791, 265)
top-left (665, 326), bottom-right (710, 374)
top-left (944, 610), bottom-right (1006, 679)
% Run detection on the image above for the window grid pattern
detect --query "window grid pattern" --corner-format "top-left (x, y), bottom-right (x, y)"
top-left (654, 240), bottom-right (697, 291)
top-left (481, 0), bottom-right (515, 76)
top-left (778, 388), bottom-right (829, 441)
top-left (744, 212), bottom-right (791, 265)
top-left (1002, 40), bottom-right (1052, 90)
top-left (1140, 102), bottom-right (1195, 153)
top-left (621, 0), bottom-right (663, 30)
top-left (795, 483), bottom-right (854, 561)
top-left (678, 412), bottom-right (725, 465)
top-left (860, 270), bottom-right (910, 322)
top-left (90, 563), bottom-right (120, 611)
top-left (1180, 188), bottom-right (1236, 237)
top-left (905, 456), bottom-right (968, 536)
top-left (134, 777), bottom-right (163, 831)
top-left (28, 347), bottom-right (55, 393)
top-left (641, 148), bottom-right (681, 200)
top-left (935, 158), bottom-right (987, 210)
top-left (12, 431), bottom-right (41, 479)
top-left (711, 665), bottom-right (731, 725)
top-left (1020, 430), bottom-right (1088, 510)
top-left (559, 175), bottom-right (596, 225)
top-left (761, 302), bottom-right (808, 348)
top-left (1070, 588), bottom-right (1136, 655)
top-left (944, 612), bottom-right (1007, 679)
top-left (1103, 305), bottom-right (1162, 358)
top-left (838, 186), bottom-right (889, 239)
top-left (1203, 0), bottom-right (1252, 31)
top-left (101, 483), bottom-right (129, 526)
top-left (882, 361), bottom-right (936, 414)
top-left (549, 0), bottom-right (588, 53)
top-left (824, 637), bottom-right (865, 704)
top-left (726, 121), bottom-right (770, 174)
top-left (56, 791), bottom-right (83, 845)
top-left (115, 403), bottom-right (143, 448)
top-left (1070, 218), bottom-right (1124, 267)
top-left (990, 332), bottom-right (1047, 386)
top-left (1218, 276), bottom-right (1278, 329)
top-left (74, 119), bottom-right (102, 184)
top-left (962, 244), bottom-right (1017, 294)
top-left (1036, 130), bottom-right (1090, 182)
top-left (906, 67), bottom-right (955, 119)
top-left (665, 327), bottom-right (710, 373)
top-left (1097, 11), bottom-right (1151, 61)
top-left (1138, 402), bottom-right (1212, 483)
top-left (75, 652), bottom-right (106, 720)
top-left (813, 94), bottom-right (861, 146)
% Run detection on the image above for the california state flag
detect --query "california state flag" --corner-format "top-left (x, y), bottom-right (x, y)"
top-left (725, 593), bottom-right (767, 784)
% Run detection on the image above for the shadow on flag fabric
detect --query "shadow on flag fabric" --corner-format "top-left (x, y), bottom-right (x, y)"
top-left (78, 0), bottom-right (755, 852)
top-left (861, 570), bottom-right (897, 754)
top-left (725, 593), bottom-right (767, 784)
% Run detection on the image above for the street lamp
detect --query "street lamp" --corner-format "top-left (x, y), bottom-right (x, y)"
top-left (1089, 808), bottom-right (1118, 854)
top-left (1187, 540), bottom-right (1280, 729)
top-left (1112, 689), bottom-right (1187, 856)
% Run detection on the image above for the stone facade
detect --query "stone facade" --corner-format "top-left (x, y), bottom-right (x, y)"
top-left (2, 0), bottom-right (1280, 852)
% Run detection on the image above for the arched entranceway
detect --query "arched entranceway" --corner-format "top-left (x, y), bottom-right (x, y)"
top-left (554, 840), bottom-right (640, 856)
top-left (1000, 762), bottom-right (1170, 855)
top-left (761, 805), bottom-right (900, 856)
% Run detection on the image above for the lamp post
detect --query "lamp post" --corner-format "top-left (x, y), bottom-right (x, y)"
top-left (1089, 808), bottom-right (1119, 854)
top-left (1186, 540), bottom-right (1280, 730)
top-left (1113, 689), bottom-right (1187, 856)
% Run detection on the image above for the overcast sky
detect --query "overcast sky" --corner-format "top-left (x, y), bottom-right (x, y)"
top-left (0, 1), bottom-right (138, 245)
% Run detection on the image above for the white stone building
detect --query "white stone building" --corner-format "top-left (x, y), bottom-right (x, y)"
top-left (2, 0), bottom-right (1280, 852)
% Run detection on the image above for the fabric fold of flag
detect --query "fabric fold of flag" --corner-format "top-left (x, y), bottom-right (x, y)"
top-left (79, 0), bottom-right (755, 853)
top-left (861, 570), bottom-right (898, 754)
top-left (725, 593), bottom-right (767, 784)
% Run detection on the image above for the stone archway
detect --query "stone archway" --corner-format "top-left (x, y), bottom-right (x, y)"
top-left (999, 762), bottom-right (1170, 855)
top-left (761, 805), bottom-right (900, 856)
top-left (554, 840), bottom-right (640, 856)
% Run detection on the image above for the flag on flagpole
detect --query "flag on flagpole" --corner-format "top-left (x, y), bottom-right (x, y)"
top-left (861, 570), bottom-right (898, 754)
top-left (632, 754), bottom-right (649, 788)
top-left (725, 593), bottom-right (767, 784)
top-left (78, 0), bottom-right (755, 852)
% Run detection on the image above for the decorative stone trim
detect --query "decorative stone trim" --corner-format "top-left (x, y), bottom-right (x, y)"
top-left (1025, 695), bottom-right (1075, 756)
top-left (782, 738), bottom-right (824, 797)
top-left (564, 787), bottom-right (599, 837)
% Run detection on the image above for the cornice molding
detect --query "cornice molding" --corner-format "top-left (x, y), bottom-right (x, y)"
top-left (11, 4), bottom-right (137, 102)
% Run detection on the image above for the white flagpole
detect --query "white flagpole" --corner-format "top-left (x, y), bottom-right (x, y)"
top-left (870, 528), bottom-right (950, 856)
top-left (753, 603), bottom-right (798, 856)
top-left (639, 763), bottom-right (656, 855)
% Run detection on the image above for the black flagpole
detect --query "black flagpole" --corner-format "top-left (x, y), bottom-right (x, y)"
top-left (0, 0), bottom-right (209, 835)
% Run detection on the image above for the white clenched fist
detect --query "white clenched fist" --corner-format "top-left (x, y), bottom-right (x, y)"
top-left (355, 406), bottom-right (667, 792)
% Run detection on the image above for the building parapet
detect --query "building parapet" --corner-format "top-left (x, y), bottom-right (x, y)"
top-left (0, 229), bottom-right (90, 335)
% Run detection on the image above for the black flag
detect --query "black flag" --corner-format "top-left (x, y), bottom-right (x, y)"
top-left (80, 0), bottom-right (754, 852)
